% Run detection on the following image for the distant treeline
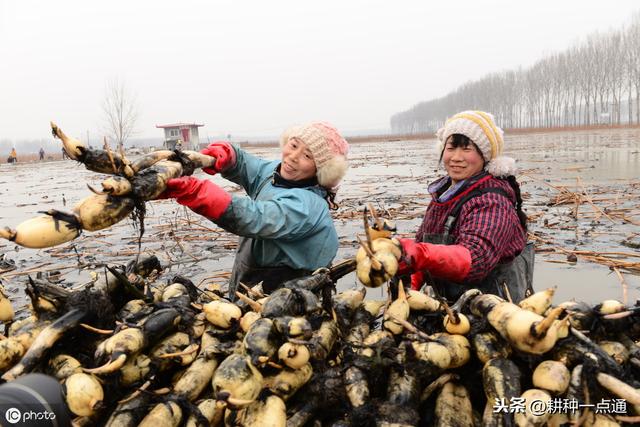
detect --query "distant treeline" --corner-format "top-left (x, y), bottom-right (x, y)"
top-left (391, 13), bottom-right (640, 133)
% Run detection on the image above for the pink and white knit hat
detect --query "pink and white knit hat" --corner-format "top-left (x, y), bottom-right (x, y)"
top-left (280, 122), bottom-right (349, 188)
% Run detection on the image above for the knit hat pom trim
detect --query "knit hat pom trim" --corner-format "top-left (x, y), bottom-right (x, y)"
top-left (316, 154), bottom-right (348, 189)
top-left (485, 155), bottom-right (517, 177)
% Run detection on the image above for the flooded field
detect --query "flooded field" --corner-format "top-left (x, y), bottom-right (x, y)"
top-left (1, 128), bottom-right (639, 311)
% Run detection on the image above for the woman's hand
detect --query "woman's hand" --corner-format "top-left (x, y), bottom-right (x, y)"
top-left (159, 176), bottom-right (231, 220)
top-left (200, 142), bottom-right (236, 175)
top-left (398, 238), bottom-right (472, 284)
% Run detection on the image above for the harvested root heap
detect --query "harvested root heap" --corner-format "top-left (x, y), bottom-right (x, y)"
top-left (5, 136), bottom-right (640, 426)
top-left (3, 255), bottom-right (640, 426)
top-left (0, 123), bottom-right (216, 249)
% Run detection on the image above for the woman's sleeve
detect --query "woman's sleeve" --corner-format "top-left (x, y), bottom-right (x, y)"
top-left (454, 193), bottom-right (522, 283)
top-left (221, 146), bottom-right (274, 197)
top-left (216, 190), bottom-right (327, 240)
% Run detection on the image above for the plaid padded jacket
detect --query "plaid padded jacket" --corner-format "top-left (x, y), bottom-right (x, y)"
top-left (415, 174), bottom-right (527, 283)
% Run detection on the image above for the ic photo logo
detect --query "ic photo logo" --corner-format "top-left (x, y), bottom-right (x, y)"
top-left (3, 407), bottom-right (57, 424)
top-left (5, 407), bottom-right (21, 424)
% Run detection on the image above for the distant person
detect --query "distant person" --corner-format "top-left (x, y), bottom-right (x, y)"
top-left (61, 147), bottom-right (69, 160)
top-left (39, 147), bottom-right (45, 161)
top-left (7, 147), bottom-right (17, 164)
top-left (390, 111), bottom-right (533, 303)
top-left (175, 139), bottom-right (183, 150)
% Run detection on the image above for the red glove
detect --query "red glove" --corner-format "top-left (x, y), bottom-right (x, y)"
top-left (161, 176), bottom-right (232, 220)
top-left (200, 142), bottom-right (236, 175)
top-left (410, 271), bottom-right (425, 291)
top-left (397, 256), bottom-right (427, 290)
top-left (398, 238), bottom-right (472, 284)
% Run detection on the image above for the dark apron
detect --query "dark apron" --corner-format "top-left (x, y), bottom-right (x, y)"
top-left (227, 236), bottom-right (312, 301)
top-left (224, 169), bottom-right (327, 301)
top-left (414, 187), bottom-right (534, 303)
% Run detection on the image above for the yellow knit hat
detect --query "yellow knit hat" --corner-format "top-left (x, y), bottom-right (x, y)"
top-left (436, 111), bottom-right (516, 176)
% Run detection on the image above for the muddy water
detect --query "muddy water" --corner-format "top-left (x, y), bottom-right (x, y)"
top-left (511, 129), bottom-right (640, 303)
top-left (1, 128), bottom-right (639, 310)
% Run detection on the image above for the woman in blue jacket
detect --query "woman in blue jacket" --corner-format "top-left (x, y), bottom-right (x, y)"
top-left (162, 122), bottom-right (350, 299)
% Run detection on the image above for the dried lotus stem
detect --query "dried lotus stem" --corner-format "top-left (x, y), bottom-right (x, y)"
top-left (240, 282), bottom-right (265, 298)
top-left (157, 344), bottom-right (199, 359)
top-left (368, 202), bottom-right (383, 230)
top-left (441, 301), bottom-right (460, 325)
top-left (79, 324), bottom-right (114, 335)
top-left (103, 137), bottom-right (118, 175)
top-left (387, 314), bottom-right (431, 341)
top-left (235, 292), bottom-right (262, 312)
top-left (363, 207), bottom-right (373, 249)
top-left (117, 378), bottom-right (153, 404)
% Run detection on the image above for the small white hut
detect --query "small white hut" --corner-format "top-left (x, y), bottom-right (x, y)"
top-left (156, 122), bottom-right (204, 150)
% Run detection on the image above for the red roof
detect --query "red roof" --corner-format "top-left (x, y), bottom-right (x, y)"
top-left (156, 123), bottom-right (204, 128)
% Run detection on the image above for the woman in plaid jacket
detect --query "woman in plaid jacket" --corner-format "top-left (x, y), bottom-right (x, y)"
top-left (399, 111), bottom-right (532, 302)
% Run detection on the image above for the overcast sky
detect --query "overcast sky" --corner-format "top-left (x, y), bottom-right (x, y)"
top-left (1, 0), bottom-right (638, 142)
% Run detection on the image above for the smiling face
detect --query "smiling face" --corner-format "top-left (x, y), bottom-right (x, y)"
top-left (442, 135), bottom-right (485, 185)
top-left (280, 137), bottom-right (317, 181)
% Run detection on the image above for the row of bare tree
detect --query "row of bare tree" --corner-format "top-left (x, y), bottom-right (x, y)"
top-left (391, 13), bottom-right (640, 133)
